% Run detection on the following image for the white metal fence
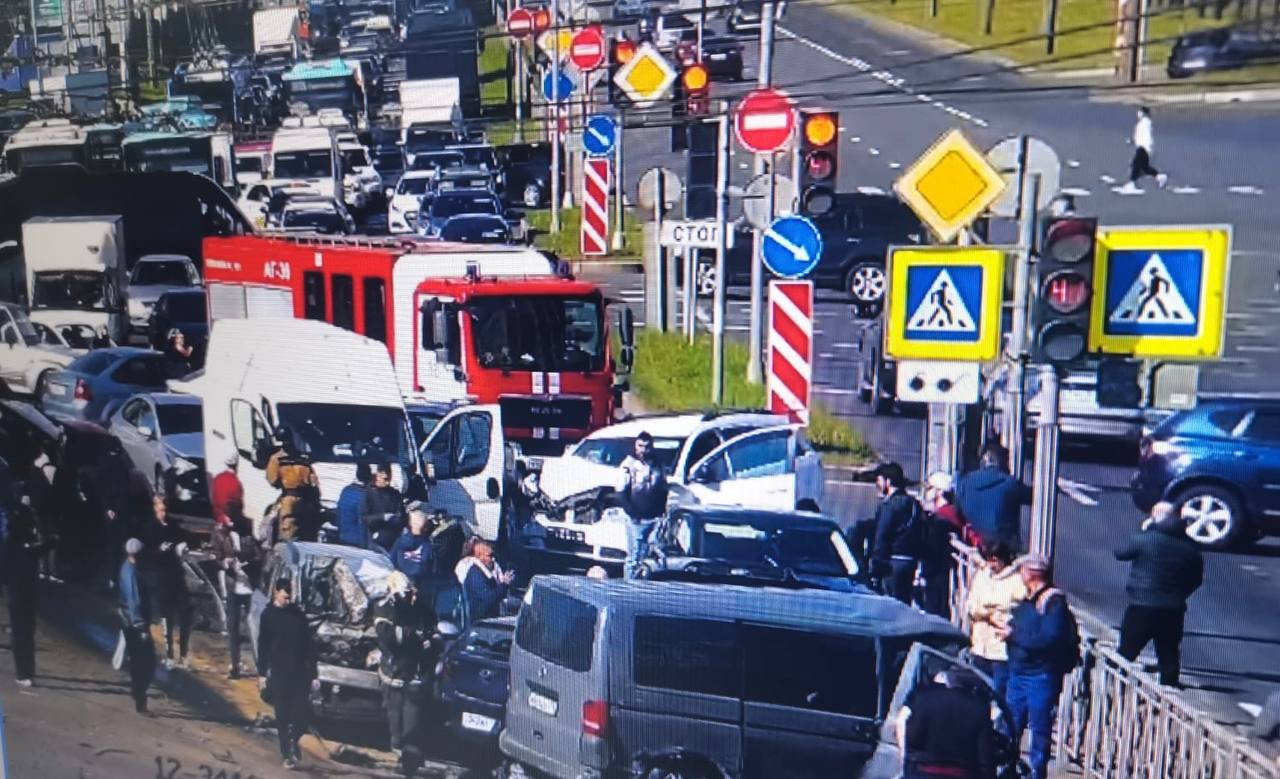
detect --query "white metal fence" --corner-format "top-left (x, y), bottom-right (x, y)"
top-left (947, 541), bottom-right (1279, 779)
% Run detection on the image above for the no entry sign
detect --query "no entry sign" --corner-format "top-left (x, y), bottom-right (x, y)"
top-left (570, 25), bottom-right (606, 70)
top-left (506, 7), bottom-right (533, 38)
top-left (734, 87), bottom-right (797, 154)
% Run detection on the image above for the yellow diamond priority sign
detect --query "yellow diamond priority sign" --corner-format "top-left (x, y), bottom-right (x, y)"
top-left (613, 42), bottom-right (676, 109)
top-left (895, 129), bottom-right (1006, 243)
top-left (537, 28), bottom-right (575, 61)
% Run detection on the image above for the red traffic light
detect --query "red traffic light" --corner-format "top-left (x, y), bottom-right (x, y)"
top-left (614, 38), bottom-right (637, 64)
top-left (1042, 218), bottom-right (1095, 264)
top-left (532, 8), bottom-right (551, 31)
top-left (682, 63), bottom-right (709, 93)
top-left (805, 150), bottom-right (834, 181)
top-left (1042, 270), bottom-right (1091, 314)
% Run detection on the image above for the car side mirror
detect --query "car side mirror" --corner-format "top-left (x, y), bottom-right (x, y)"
top-left (3, 330), bottom-right (16, 346)
top-left (618, 307), bottom-right (635, 348)
top-left (486, 476), bottom-right (500, 500)
top-left (137, 425), bottom-right (154, 440)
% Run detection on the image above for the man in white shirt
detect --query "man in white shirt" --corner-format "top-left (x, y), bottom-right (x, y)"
top-left (1119, 107), bottom-right (1167, 194)
top-left (616, 432), bottom-right (668, 579)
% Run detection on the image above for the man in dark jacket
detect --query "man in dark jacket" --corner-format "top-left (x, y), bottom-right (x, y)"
top-left (1115, 501), bottom-right (1204, 687)
top-left (901, 669), bottom-right (997, 779)
top-left (337, 463), bottom-right (372, 548)
top-left (462, 539), bottom-right (512, 621)
top-left (141, 496), bottom-right (194, 669)
top-left (119, 537), bottom-right (156, 714)
top-left (391, 509), bottom-right (434, 596)
top-left (363, 464), bottom-right (405, 552)
top-left (257, 578), bottom-right (318, 770)
top-left (617, 432), bottom-right (669, 579)
top-left (870, 462), bottom-right (922, 604)
top-left (374, 571), bottom-right (429, 772)
top-left (956, 444), bottom-right (1032, 551)
top-left (1001, 555), bottom-right (1080, 779)
top-left (3, 476), bottom-right (42, 687)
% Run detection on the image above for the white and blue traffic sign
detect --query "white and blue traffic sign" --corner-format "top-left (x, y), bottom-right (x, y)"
top-left (583, 114), bottom-right (617, 157)
top-left (885, 247), bottom-right (1004, 361)
top-left (542, 70), bottom-right (575, 102)
top-left (1088, 225), bottom-right (1232, 359)
top-left (762, 215), bottom-right (822, 279)
top-left (903, 265), bottom-right (982, 343)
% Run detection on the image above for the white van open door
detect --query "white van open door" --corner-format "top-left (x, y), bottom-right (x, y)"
top-left (685, 425), bottom-right (824, 511)
top-left (420, 404), bottom-right (505, 540)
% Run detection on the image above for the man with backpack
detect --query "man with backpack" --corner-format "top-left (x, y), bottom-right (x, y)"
top-left (1000, 555), bottom-right (1081, 779)
top-left (870, 462), bottom-right (923, 605)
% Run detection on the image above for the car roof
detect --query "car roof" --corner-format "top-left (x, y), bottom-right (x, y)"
top-left (583, 411), bottom-right (786, 440)
top-left (531, 576), bottom-right (963, 640)
top-left (672, 504), bottom-right (836, 529)
top-left (434, 187), bottom-right (498, 198)
top-left (134, 392), bottom-right (202, 406)
top-left (136, 254), bottom-right (193, 264)
top-left (401, 170), bottom-right (437, 180)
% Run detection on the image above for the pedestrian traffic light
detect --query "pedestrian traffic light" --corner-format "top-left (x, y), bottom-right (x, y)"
top-left (798, 108), bottom-right (838, 217)
top-left (685, 119), bottom-right (718, 219)
top-left (1096, 358), bottom-right (1142, 408)
top-left (608, 38), bottom-right (636, 108)
top-left (1033, 216), bottom-right (1098, 365)
top-left (682, 63), bottom-right (710, 117)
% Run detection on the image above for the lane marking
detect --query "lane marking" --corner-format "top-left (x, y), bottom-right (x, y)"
top-left (1229, 185), bottom-right (1264, 195)
top-left (1058, 476), bottom-right (1101, 507)
top-left (1061, 186), bottom-right (1091, 197)
top-left (1171, 185), bottom-right (1201, 195)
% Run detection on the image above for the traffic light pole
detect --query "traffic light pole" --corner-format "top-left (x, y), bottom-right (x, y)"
top-left (746, 0), bottom-right (777, 385)
top-left (1029, 363), bottom-right (1061, 566)
top-left (550, 0), bottom-right (562, 233)
top-left (514, 40), bottom-right (524, 142)
top-left (711, 112), bottom-right (730, 405)
top-left (1004, 138), bottom-right (1039, 481)
top-left (612, 111), bottom-right (625, 251)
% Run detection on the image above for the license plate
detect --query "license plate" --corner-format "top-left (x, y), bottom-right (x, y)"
top-left (461, 711), bottom-right (498, 732)
top-left (48, 382), bottom-right (69, 397)
top-left (709, 52), bottom-right (728, 60)
top-left (528, 691), bottom-right (558, 716)
top-left (548, 527), bottom-right (584, 543)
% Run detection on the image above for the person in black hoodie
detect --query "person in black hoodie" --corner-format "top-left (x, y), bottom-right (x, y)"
top-left (374, 571), bottom-right (429, 773)
top-left (363, 464), bottom-right (405, 552)
top-left (3, 464), bottom-right (43, 687)
top-left (870, 462), bottom-right (923, 605)
top-left (956, 444), bottom-right (1032, 551)
top-left (257, 578), bottom-right (318, 770)
top-left (141, 496), bottom-right (195, 669)
top-left (901, 669), bottom-right (997, 779)
top-left (1115, 501), bottom-right (1204, 687)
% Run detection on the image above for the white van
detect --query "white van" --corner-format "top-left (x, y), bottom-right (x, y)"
top-left (170, 318), bottom-right (420, 527)
top-left (270, 126), bottom-right (341, 203)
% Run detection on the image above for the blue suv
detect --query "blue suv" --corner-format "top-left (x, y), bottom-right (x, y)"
top-left (1132, 400), bottom-right (1280, 549)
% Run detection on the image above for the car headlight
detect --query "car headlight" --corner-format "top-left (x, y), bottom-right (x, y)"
top-left (172, 456), bottom-right (199, 475)
top-left (1180, 57), bottom-right (1207, 69)
top-left (1149, 440), bottom-right (1175, 456)
top-left (532, 511), bottom-right (550, 525)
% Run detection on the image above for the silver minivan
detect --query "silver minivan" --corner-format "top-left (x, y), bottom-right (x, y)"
top-left (499, 577), bottom-right (1019, 779)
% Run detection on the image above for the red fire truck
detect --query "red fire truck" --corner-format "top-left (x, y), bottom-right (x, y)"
top-left (201, 234), bottom-right (634, 455)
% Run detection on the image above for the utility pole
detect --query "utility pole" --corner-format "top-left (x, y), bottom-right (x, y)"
top-left (710, 111), bottom-right (730, 405)
top-left (746, 0), bottom-right (776, 385)
top-left (144, 1), bottom-right (155, 84)
top-left (612, 111), bottom-right (625, 251)
top-left (29, 0), bottom-right (45, 95)
top-left (549, 0), bottom-right (562, 232)
top-left (1029, 363), bottom-right (1061, 564)
top-left (1004, 135), bottom-right (1038, 482)
top-left (514, 40), bottom-right (524, 142)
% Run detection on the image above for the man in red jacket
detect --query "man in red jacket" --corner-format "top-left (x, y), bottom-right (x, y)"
top-left (211, 454), bottom-right (244, 529)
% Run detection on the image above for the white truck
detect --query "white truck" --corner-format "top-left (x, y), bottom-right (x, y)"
top-left (253, 6), bottom-right (304, 63)
top-left (23, 216), bottom-right (130, 345)
top-left (270, 126), bottom-right (341, 202)
top-left (398, 79), bottom-right (462, 166)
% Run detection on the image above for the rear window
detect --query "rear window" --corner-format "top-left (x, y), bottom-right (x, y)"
top-left (515, 587), bottom-right (597, 672)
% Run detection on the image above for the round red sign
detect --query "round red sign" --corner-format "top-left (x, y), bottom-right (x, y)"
top-left (733, 88), bottom-right (797, 154)
top-left (506, 7), bottom-right (534, 38)
top-left (569, 25), bottom-right (606, 71)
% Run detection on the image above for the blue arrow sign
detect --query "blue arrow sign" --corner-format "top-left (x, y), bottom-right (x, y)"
top-left (583, 114), bottom-right (617, 157)
top-left (762, 215), bottom-right (823, 279)
top-left (542, 70), bottom-right (575, 103)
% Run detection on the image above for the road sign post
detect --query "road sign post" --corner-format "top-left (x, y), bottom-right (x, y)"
top-left (613, 111), bottom-right (625, 251)
top-left (1029, 363), bottom-right (1061, 565)
top-left (767, 280), bottom-right (814, 423)
top-left (711, 113), bottom-right (730, 405)
top-left (550, 0), bottom-right (562, 231)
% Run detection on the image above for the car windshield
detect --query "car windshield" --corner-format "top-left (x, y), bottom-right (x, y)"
top-left (59, 324), bottom-right (98, 349)
top-left (32, 271), bottom-right (106, 311)
top-left (430, 192), bottom-right (500, 219)
top-left (157, 403), bottom-right (203, 435)
top-left (283, 209), bottom-right (344, 232)
top-left (273, 150), bottom-right (333, 178)
top-left (132, 261), bottom-right (193, 286)
top-left (411, 151), bottom-right (464, 171)
top-left (165, 294), bottom-right (207, 322)
top-left (439, 217), bottom-right (508, 243)
top-left (405, 129), bottom-right (454, 152)
top-left (276, 402), bottom-right (409, 464)
top-left (374, 150), bottom-right (404, 171)
top-left (451, 146), bottom-right (496, 168)
top-left (573, 436), bottom-right (684, 473)
top-left (469, 294), bottom-right (605, 373)
top-left (397, 176), bottom-right (432, 195)
top-left (237, 156), bottom-right (264, 173)
top-left (689, 520), bottom-right (854, 576)
top-left (341, 148), bottom-right (369, 171)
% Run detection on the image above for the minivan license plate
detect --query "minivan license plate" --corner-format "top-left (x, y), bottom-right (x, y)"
top-left (548, 527), bottom-right (584, 543)
top-left (461, 711), bottom-right (497, 732)
top-left (528, 691), bottom-right (558, 716)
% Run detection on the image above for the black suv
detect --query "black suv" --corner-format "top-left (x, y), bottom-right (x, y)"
top-left (723, 193), bottom-right (924, 317)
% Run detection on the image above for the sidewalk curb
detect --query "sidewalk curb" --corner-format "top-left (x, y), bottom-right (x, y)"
top-left (1091, 85), bottom-right (1280, 105)
top-left (572, 258), bottom-right (643, 274)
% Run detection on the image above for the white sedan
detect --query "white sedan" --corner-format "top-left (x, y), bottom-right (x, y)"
top-left (387, 170), bottom-right (436, 234)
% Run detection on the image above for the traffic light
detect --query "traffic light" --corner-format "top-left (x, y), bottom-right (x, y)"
top-left (608, 38), bottom-right (636, 108)
top-left (797, 108), bottom-right (838, 217)
top-left (682, 62), bottom-right (710, 117)
top-left (1033, 216), bottom-right (1098, 365)
top-left (685, 120), bottom-right (718, 219)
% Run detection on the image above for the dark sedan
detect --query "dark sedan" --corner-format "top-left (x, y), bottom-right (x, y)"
top-left (147, 289), bottom-right (209, 358)
top-left (702, 36), bottom-right (746, 81)
top-left (438, 214), bottom-right (512, 244)
top-left (437, 616), bottom-right (514, 747)
top-left (637, 505), bottom-right (863, 590)
top-left (1132, 400), bottom-right (1280, 549)
top-left (1168, 26), bottom-right (1280, 78)
top-left (497, 142), bottom-right (559, 208)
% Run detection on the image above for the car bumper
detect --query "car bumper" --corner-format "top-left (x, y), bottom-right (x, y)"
top-left (500, 729), bottom-right (595, 779)
top-left (440, 692), bottom-right (505, 744)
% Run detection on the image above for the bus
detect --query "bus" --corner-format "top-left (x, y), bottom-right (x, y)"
top-left (282, 59), bottom-right (365, 125)
top-left (2, 119), bottom-right (124, 175)
top-left (121, 131), bottom-right (238, 194)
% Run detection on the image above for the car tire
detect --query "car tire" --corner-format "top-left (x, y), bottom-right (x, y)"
top-left (33, 370), bottom-right (52, 406)
top-left (522, 184), bottom-right (542, 209)
top-left (642, 762), bottom-right (717, 779)
top-left (1174, 484), bottom-right (1247, 549)
top-left (796, 498), bottom-right (820, 513)
top-left (869, 352), bottom-right (891, 415)
top-left (846, 262), bottom-right (887, 311)
top-left (696, 261), bottom-right (716, 297)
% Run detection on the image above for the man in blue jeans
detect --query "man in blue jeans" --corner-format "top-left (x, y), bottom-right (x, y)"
top-left (1001, 555), bottom-right (1080, 779)
top-left (617, 432), bottom-right (668, 579)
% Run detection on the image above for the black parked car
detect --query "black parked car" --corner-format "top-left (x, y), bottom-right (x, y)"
top-left (1132, 400), bottom-right (1280, 549)
top-left (701, 36), bottom-right (746, 81)
top-left (1168, 26), bottom-right (1280, 78)
top-left (437, 615), bottom-right (514, 747)
top-left (497, 141), bottom-right (558, 208)
top-left (720, 193), bottom-right (925, 316)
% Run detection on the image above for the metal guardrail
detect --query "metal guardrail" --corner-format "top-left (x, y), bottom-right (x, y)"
top-left (947, 540), bottom-right (1279, 778)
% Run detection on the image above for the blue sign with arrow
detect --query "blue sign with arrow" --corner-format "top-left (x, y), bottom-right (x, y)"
top-left (542, 70), bottom-right (575, 102)
top-left (762, 215), bottom-right (823, 279)
top-left (583, 114), bottom-right (617, 157)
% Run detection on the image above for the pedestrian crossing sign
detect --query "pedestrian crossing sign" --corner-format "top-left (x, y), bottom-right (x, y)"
top-left (885, 246), bottom-right (1005, 361)
top-left (1090, 225), bottom-right (1232, 359)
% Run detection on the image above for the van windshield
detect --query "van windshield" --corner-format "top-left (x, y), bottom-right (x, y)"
top-left (276, 402), bottom-right (408, 464)
top-left (515, 587), bottom-right (597, 672)
top-left (274, 150), bottom-right (333, 178)
top-left (32, 271), bottom-right (107, 310)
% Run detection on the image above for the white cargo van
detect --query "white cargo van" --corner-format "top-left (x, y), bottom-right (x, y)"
top-left (270, 126), bottom-right (341, 203)
top-left (23, 216), bottom-right (129, 344)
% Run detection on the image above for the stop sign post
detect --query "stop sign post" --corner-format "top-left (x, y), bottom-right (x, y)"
top-left (734, 88), bottom-right (797, 154)
top-left (506, 7), bottom-right (534, 37)
top-left (570, 25), bottom-right (606, 71)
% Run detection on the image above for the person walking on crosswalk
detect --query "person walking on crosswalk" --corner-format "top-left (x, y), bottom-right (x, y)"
top-left (1118, 107), bottom-right (1167, 194)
